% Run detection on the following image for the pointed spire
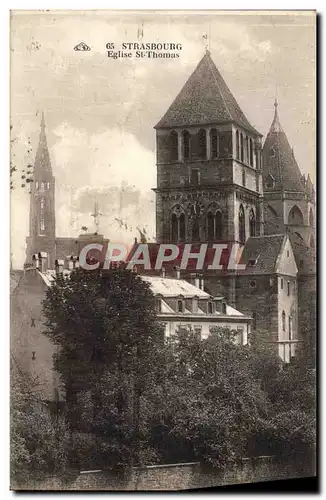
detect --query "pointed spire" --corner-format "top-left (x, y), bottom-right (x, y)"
top-left (270, 97), bottom-right (282, 133)
top-left (34, 111), bottom-right (52, 175)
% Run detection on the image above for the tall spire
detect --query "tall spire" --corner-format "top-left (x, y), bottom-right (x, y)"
top-left (34, 111), bottom-right (52, 175)
top-left (270, 97), bottom-right (282, 133)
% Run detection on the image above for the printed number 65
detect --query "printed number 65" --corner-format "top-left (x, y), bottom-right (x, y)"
top-left (106, 43), bottom-right (115, 50)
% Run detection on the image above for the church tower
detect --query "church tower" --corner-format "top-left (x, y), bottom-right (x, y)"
top-left (154, 51), bottom-right (264, 247)
top-left (26, 113), bottom-right (56, 268)
top-left (262, 99), bottom-right (315, 250)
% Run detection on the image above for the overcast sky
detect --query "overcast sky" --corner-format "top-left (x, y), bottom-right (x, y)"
top-left (10, 10), bottom-right (316, 268)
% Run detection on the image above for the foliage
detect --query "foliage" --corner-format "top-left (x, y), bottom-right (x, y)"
top-left (10, 360), bottom-right (69, 485)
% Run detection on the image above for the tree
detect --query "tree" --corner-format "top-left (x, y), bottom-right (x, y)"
top-left (10, 358), bottom-right (69, 487)
top-left (42, 267), bottom-right (164, 471)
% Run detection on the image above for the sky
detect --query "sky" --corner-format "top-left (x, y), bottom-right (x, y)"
top-left (10, 10), bottom-right (316, 269)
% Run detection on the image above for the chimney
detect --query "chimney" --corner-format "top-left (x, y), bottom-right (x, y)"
top-left (190, 273), bottom-right (200, 288)
top-left (55, 259), bottom-right (64, 276)
top-left (161, 267), bottom-right (166, 278)
top-left (174, 265), bottom-right (180, 279)
top-left (38, 252), bottom-right (48, 273)
top-left (199, 275), bottom-right (205, 290)
top-left (32, 253), bottom-right (40, 269)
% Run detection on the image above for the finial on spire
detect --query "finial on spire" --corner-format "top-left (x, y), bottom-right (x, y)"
top-left (91, 198), bottom-right (102, 234)
top-left (40, 111), bottom-right (45, 131)
top-left (274, 97), bottom-right (278, 109)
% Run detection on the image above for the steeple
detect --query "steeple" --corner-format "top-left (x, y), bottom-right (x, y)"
top-left (155, 52), bottom-right (260, 135)
top-left (34, 111), bottom-right (52, 176)
top-left (262, 100), bottom-right (304, 192)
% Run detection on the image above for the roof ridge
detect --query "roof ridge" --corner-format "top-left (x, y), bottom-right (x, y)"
top-left (206, 54), bottom-right (233, 122)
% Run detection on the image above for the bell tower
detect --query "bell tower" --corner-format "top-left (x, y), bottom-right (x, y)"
top-left (26, 112), bottom-right (56, 268)
top-left (154, 51), bottom-right (264, 247)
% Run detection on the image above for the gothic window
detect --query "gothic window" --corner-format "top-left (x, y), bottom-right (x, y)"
top-left (242, 169), bottom-right (246, 187)
top-left (288, 316), bottom-right (292, 340)
top-left (282, 311), bottom-right (286, 332)
top-left (236, 130), bottom-right (240, 159)
top-left (40, 197), bottom-right (45, 233)
top-left (210, 128), bottom-right (218, 158)
top-left (240, 133), bottom-right (244, 162)
top-left (191, 169), bottom-right (200, 186)
top-left (192, 220), bottom-right (200, 242)
top-left (171, 206), bottom-right (186, 243)
top-left (206, 207), bottom-right (222, 241)
top-left (198, 129), bottom-right (206, 159)
top-left (179, 213), bottom-right (186, 242)
top-left (170, 131), bottom-right (178, 161)
top-left (182, 130), bottom-right (191, 160)
top-left (207, 211), bottom-right (214, 241)
top-left (288, 205), bottom-right (304, 226)
top-left (249, 209), bottom-right (256, 237)
top-left (249, 138), bottom-right (254, 166)
top-left (171, 213), bottom-right (178, 243)
top-left (239, 204), bottom-right (245, 243)
top-left (215, 211), bottom-right (222, 239)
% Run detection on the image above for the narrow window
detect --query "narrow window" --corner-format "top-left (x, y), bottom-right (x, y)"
top-left (288, 316), bottom-right (292, 340)
top-left (40, 197), bottom-right (45, 233)
top-left (215, 211), bottom-right (222, 240)
top-left (239, 204), bottom-right (245, 243)
top-left (207, 211), bottom-right (214, 241)
top-left (31, 317), bottom-right (35, 327)
top-left (170, 131), bottom-right (178, 161)
top-left (245, 136), bottom-right (249, 163)
top-left (32, 351), bottom-right (36, 360)
top-left (171, 213), bottom-right (178, 243)
top-left (208, 302), bottom-right (213, 314)
top-left (250, 138), bottom-right (253, 166)
top-left (240, 133), bottom-right (244, 162)
top-left (252, 312), bottom-right (257, 329)
top-left (156, 299), bottom-right (162, 313)
top-left (249, 209), bottom-right (256, 237)
top-left (242, 169), bottom-right (246, 187)
top-left (287, 281), bottom-right (290, 296)
top-left (281, 278), bottom-right (284, 290)
top-left (191, 169), bottom-right (200, 186)
top-left (282, 311), bottom-right (286, 332)
top-left (179, 213), bottom-right (186, 242)
top-left (236, 130), bottom-right (240, 159)
top-left (177, 300), bottom-right (184, 313)
top-left (222, 302), bottom-right (227, 314)
top-left (182, 130), bottom-right (190, 160)
top-left (211, 128), bottom-right (218, 158)
top-left (40, 182), bottom-right (45, 192)
top-left (198, 129), bottom-right (206, 159)
top-left (192, 220), bottom-right (200, 242)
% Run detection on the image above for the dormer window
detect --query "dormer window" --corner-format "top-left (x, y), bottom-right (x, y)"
top-left (177, 299), bottom-right (184, 313)
top-left (222, 301), bottom-right (227, 314)
top-left (208, 301), bottom-right (213, 314)
top-left (156, 299), bottom-right (162, 313)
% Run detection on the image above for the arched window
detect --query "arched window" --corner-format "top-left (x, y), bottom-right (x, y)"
top-left (282, 311), bottom-right (286, 332)
top-left (288, 316), bottom-right (292, 340)
top-left (240, 133), bottom-right (244, 162)
top-left (179, 213), bottom-right (186, 242)
top-left (288, 205), bottom-right (304, 226)
top-left (249, 209), bottom-right (256, 237)
top-left (177, 299), bottom-right (184, 313)
top-left (192, 220), bottom-right (200, 242)
top-left (242, 169), bottom-right (246, 187)
top-left (215, 211), bottom-right (222, 240)
top-left (249, 138), bottom-right (253, 166)
top-left (206, 206), bottom-right (223, 241)
top-left (198, 129), bottom-right (206, 159)
top-left (207, 211), bottom-right (214, 241)
top-left (171, 213), bottom-right (178, 243)
top-left (309, 208), bottom-right (314, 227)
top-left (210, 128), bottom-right (218, 158)
top-left (40, 197), bottom-right (45, 233)
top-left (182, 130), bottom-right (191, 160)
top-left (239, 204), bottom-right (245, 243)
top-left (170, 131), bottom-right (178, 161)
top-left (245, 136), bottom-right (249, 163)
top-left (236, 130), bottom-right (240, 159)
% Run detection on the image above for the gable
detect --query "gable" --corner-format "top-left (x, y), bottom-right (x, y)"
top-left (275, 236), bottom-right (298, 277)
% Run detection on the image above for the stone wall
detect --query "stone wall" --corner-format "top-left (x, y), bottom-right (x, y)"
top-left (15, 456), bottom-right (315, 491)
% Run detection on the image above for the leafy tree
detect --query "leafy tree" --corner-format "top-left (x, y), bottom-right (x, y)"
top-left (42, 267), bottom-right (164, 470)
top-left (10, 358), bottom-right (69, 487)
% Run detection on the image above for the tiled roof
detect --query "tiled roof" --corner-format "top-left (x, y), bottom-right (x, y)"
top-left (239, 234), bottom-right (286, 275)
top-left (141, 275), bottom-right (209, 298)
top-left (155, 51), bottom-right (260, 135)
top-left (262, 101), bottom-right (305, 192)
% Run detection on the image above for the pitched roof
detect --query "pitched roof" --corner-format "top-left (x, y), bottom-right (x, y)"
top-left (155, 51), bottom-right (260, 135)
top-left (262, 101), bottom-right (305, 192)
top-left (141, 275), bottom-right (209, 298)
top-left (239, 234), bottom-right (286, 275)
